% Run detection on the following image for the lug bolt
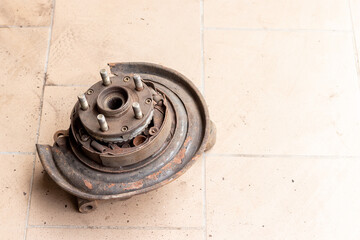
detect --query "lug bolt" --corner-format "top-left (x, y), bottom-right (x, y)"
top-left (133, 74), bottom-right (144, 91)
top-left (77, 94), bottom-right (89, 110)
top-left (97, 114), bottom-right (109, 132)
top-left (100, 69), bottom-right (111, 86)
top-left (132, 102), bottom-right (143, 119)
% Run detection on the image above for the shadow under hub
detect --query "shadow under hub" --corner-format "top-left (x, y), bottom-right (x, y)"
top-left (36, 62), bottom-right (216, 213)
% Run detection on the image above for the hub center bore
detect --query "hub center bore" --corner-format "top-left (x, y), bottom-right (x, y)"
top-left (107, 97), bottom-right (123, 110)
top-left (96, 86), bottom-right (130, 116)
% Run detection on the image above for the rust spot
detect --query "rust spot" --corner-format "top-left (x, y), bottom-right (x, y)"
top-left (184, 136), bottom-right (192, 146)
top-left (146, 171), bottom-right (161, 181)
top-left (83, 180), bottom-right (93, 189)
top-left (173, 147), bottom-right (186, 164)
top-left (172, 136), bottom-right (192, 164)
top-left (191, 154), bottom-right (201, 161)
top-left (108, 183), bottom-right (115, 188)
top-left (53, 148), bottom-right (61, 153)
top-left (162, 159), bottom-right (177, 171)
top-left (123, 180), bottom-right (144, 190)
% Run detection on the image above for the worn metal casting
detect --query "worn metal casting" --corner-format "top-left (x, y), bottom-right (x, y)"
top-left (36, 62), bottom-right (216, 213)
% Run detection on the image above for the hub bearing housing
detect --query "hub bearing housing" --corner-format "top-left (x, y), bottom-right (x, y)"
top-left (36, 62), bottom-right (216, 213)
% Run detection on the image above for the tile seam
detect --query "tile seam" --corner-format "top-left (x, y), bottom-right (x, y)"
top-left (23, 1), bottom-right (56, 240)
top-left (0, 25), bottom-right (49, 28)
top-left (205, 153), bottom-right (360, 159)
top-left (28, 225), bottom-right (204, 231)
top-left (204, 26), bottom-right (352, 33)
top-left (200, 1), bottom-right (207, 240)
top-left (200, 0), bottom-right (205, 95)
top-left (202, 155), bottom-right (207, 240)
top-left (45, 84), bottom-right (92, 87)
top-left (348, 0), bottom-right (360, 90)
top-left (0, 152), bottom-right (35, 155)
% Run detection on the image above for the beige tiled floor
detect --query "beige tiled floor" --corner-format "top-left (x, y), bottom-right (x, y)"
top-left (46, 0), bottom-right (201, 87)
top-left (205, 30), bottom-right (360, 156)
top-left (0, 28), bottom-right (48, 153)
top-left (204, 0), bottom-right (352, 30)
top-left (0, 155), bottom-right (34, 239)
top-left (1, 0), bottom-right (360, 240)
top-left (206, 156), bottom-right (360, 239)
top-left (0, 0), bottom-right (52, 26)
top-left (26, 228), bottom-right (203, 240)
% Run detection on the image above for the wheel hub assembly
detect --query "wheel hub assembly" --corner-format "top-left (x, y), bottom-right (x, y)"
top-left (36, 62), bottom-right (216, 213)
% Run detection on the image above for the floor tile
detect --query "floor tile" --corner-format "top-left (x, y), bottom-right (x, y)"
top-left (27, 228), bottom-right (202, 240)
top-left (204, 30), bottom-right (360, 155)
top-left (0, 0), bottom-right (52, 26)
top-left (204, 0), bottom-right (351, 30)
top-left (206, 156), bottom-right (360, 240)
top-left (46, 0), bottom-right (201, 88)
top-left (0, 154), bottom-right (34, 240)
top-left (0, 28), bottom-right (49, 152)
top-left (32, 85), bottom-right (203, 227)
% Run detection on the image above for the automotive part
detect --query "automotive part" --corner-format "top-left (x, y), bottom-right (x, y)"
top-left (36, 62), bottom-right (216, 213)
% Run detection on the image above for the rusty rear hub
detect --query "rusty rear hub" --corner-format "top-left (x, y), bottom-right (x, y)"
top-left (36, 62), bottom-right (216, 213)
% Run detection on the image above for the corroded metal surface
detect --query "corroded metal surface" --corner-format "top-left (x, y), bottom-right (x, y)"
top-left (36, 62), bottom-right (216, 212)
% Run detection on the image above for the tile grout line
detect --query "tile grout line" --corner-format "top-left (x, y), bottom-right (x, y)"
top-left (348, 0), bottom-right (360, 89)
top-left (23, 1), bottom-right (56, 240)
top-left (0, 25), bottom-right (50, 28)
top-left (28, 224), bottom-right (204, 231)
top-left (205, 153), bottom-right (360, 159)
top-left (45, 84), bottom-right (92, 87)
top-left (200, 0), bottom-right (205, 95)
top-left (200, 1), bottom-right (207, 240)
top-left (202, 155), bottom-right (207, 240)
top-left (204, 26), bottom-right (352, 33)
top-left (0, 25), bottom-right (351, 33)
top-left (0, 152), bottom-right (35, 155)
